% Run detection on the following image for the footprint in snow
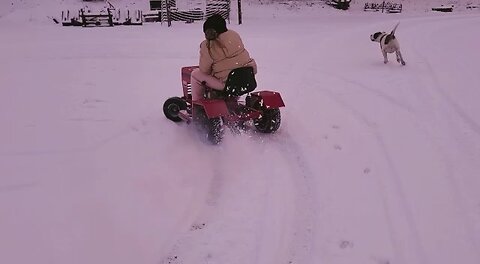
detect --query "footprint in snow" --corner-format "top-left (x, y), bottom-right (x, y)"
top-left (190, 223), bottom-right (206, 231)
top-left (339, 240), bottom-right (354, 249)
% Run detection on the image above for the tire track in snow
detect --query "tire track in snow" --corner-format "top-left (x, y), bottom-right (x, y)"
top-left (406, 18), bottom-right (480, 262)
top-left (159, 132), bottom-right (320, 264)
top-left (315, 83), bottom-right (430, 264)
top-left (406, 15), bottom-right (480, 137)
top-left (414, 48), bottom-right (480, 137)
top-left (159, 141), bottom-right (283, 264)
top-left (219, 134), bottom-right (320, 264)
top-left (300, 16), bottom-right (480, 264)
top-left (318, 72), bottom-right (415, 115)
top-left (258, 132), bottom-right (320, 264)
top-left (157, 154), bottom-right (234, 264)
top-left (299, 19), bottom-right (429, 260)
top-left (274, 22), bottom-right (420, 263)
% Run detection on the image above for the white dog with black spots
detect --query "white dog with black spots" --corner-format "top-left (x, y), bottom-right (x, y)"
top-left (370, 22), bottom-right (406, 65)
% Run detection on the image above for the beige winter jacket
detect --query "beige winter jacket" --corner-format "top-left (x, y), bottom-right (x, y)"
top-left (198, 29), bottom-right (257, 82)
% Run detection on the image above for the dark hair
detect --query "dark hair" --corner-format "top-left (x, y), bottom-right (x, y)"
top-left (203, 14), bottom-right (227, 39)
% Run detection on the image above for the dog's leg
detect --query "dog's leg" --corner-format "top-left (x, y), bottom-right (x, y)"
top-left (396, 50), bottom-right (406, 65)
top-left (383, 50), bottom-right (388, 64)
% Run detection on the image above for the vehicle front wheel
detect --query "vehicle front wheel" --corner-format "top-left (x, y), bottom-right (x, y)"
top-left (163, 97), bottom-right (187, 122)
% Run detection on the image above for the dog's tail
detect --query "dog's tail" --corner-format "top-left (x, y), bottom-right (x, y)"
top-left (391, 22), bottom-right (400, 36)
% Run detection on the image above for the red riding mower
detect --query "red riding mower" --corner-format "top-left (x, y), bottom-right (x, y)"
top-left (163, 66), bottom-right (285, 144)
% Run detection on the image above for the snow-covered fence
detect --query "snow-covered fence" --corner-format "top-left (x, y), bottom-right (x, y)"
top-left (60, 0), bottom-right (234, 27)
top-left (61, 8), bottom-right (143, 27)
top-left (142, 11), bottom-right (162, 22)
top-left (205, 1), bottom-right (231, 20)
top-left (364, 2), bottom-right (402, 13)
top-left (147, 0), bottom-right (231, 23)
top-left (466, 4), bottom-right (479, 9)
top-left (80, 8), bottom-right (113, 27)
top-left (117, 10), bottom-right (143, 26)
top-left (61, 9), bottom-right (83, 26)
top-left (170, 9), bottom-right (205, 22)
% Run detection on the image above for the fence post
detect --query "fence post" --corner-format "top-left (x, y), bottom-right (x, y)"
top-left (108, 8), bottom-right (113, 26)
top-left (166, 1), bottom-right (171, 27)
top-left (81, 9), bottom-right (86, 27)
top-left (237, 0), bottom-right (242, 25)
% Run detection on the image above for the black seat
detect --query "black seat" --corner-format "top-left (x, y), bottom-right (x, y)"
top-left (223, 67), bottom-right (257, 97)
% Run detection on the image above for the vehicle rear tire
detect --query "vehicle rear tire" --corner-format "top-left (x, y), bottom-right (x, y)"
top-left (163, 97), bottom-right (187, 122)
top-left (254, 108), bottom-right (281, 133)
top-left (206, 117), bottom-right (224, 145)
top-left (193, 107), bottom-right (224, 145)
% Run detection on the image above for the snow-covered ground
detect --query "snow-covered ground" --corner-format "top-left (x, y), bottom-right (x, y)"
top-left (1, 1), bottom-right (480, 264)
